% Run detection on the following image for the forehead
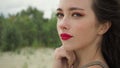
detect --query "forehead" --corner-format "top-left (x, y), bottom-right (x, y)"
top-left (58, 0), bottom-right (93, 11)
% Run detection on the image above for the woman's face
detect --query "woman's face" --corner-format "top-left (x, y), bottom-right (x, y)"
top-left (56, 0), bottom-right (103, 50)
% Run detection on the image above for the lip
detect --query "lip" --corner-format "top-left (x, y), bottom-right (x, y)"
top-left (60, 33), bottom-right (73, 40)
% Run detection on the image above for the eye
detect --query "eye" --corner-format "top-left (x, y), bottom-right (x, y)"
top-left (72, 12), bottom-right (83, 17)
top-left (56, 12), bottom-right (64, 19)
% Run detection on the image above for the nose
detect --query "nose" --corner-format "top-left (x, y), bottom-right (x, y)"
top-left (57, 18), bottom-right (70, 31)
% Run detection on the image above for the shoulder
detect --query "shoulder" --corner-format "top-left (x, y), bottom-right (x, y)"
top-left (81, 61), bottom-right (109, 68)
top-left (87, 65), bottom-right (103, 68)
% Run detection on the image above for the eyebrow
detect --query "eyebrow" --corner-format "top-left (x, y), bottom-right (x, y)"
top-left (57, 7), bottom-right (84, 11)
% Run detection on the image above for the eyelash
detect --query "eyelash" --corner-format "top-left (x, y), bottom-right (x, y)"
top-left (72, 12), bottom-right (83, 17)
top-left (56, 13), bottom-right (64, 18)
top-left (56, 12), bottom-right (84, 19)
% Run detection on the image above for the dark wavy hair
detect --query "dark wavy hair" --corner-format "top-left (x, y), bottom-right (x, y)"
top-left (92, 0), bottom-right (120, 68)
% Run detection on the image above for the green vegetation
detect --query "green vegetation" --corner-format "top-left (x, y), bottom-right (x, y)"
top-left (0, 7), bottom-right (61, 52)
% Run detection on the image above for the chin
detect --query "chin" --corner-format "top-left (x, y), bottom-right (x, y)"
top-left (63, 43), bottom-right (85, 51)
top-left (62, 44), bottom-right (76, 51)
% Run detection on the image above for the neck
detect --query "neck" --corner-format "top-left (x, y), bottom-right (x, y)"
top-left (74, 38), bottom-right (105, 68)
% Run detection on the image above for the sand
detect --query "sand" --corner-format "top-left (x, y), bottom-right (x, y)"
top-left (0, 48), bottom-right (54, 68)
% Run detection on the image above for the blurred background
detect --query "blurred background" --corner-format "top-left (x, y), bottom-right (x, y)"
top-left (0, 0), bottom-right (61, 68)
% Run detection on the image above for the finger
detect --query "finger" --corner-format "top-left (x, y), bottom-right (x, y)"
top-left (60, 46), bottom-right (75, 67)
top-left (54, 46), bottom-right (76, 68)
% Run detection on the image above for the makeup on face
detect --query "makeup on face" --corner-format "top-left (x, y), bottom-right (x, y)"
top-left (60, 33), bottom-right (73, 40)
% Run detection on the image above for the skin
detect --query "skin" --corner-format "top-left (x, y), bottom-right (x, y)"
top-left (54, 0), bottom-right (111, 68)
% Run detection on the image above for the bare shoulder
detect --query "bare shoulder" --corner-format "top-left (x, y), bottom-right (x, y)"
top-left (87, 65), bottom-right (103, 68)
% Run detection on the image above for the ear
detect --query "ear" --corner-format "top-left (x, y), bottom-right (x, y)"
top-left (98, 22), bottom-right (111, 35)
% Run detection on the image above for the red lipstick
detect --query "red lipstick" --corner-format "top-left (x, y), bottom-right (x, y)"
top-left (60, 33), bottom-right (73, 40)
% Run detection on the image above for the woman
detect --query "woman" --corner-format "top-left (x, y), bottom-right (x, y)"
top-left (53, 0), bottom-right (120, 68)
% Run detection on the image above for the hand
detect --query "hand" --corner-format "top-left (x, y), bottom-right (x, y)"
top-left (53, 46), bottom-right (76, 68)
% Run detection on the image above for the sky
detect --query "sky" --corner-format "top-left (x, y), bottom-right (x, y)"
top-left (0, 0), bottom-right (59, 18)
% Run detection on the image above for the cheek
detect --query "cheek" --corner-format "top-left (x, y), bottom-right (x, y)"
top-left (70, 22), bottom-right (98, 49)
top-left (74, 22), bottom-right (97, 37)
top-left (57, 23), bottom-right (60, 33)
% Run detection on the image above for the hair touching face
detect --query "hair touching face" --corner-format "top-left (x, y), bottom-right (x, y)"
top-left (56, 0), bottom-right (120, 68)
top-left (92, 0), bottom-right (120, 68)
